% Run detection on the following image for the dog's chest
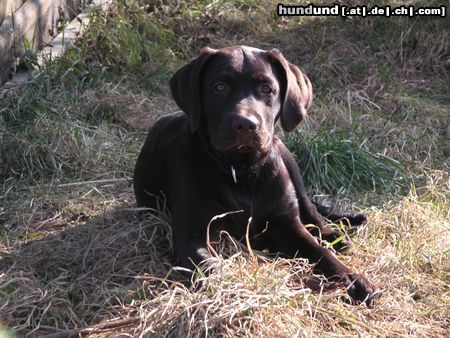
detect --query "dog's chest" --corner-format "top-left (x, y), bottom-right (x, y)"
top-left (226, 170), bottom-right (291, 220)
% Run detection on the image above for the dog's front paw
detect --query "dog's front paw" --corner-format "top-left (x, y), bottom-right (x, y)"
top-left (346, 213), bottom-right (367, 227)
top-left (343, 273), bottom-right (378, 307)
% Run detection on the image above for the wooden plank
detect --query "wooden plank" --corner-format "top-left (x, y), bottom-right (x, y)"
top-left (0, 0), bottom-right (54, 60)
top-left (38, 0), bottom-right (113, 64)
top-left (1, 0), bottom-right (112, 90)
top-left (0, 0), bottom-right (26, 23)
top-left (0, 0), bottom-right (56, 83)
top-left (0, 0), bottom-right (83, 84)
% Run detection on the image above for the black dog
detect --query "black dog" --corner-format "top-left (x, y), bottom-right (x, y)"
top-left (134, 46), bottom-right (376, 305)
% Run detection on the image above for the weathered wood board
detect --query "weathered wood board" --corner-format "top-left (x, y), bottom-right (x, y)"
top-left (0, 0), bottom-right (26, 23)
top-left (0, 0), bottom-right (85, 84)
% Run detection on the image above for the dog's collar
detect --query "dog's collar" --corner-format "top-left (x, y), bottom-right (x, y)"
top-left (231, 166), bottom-right (238, 184)
top-left (197, 132), bottom-right (259, 184)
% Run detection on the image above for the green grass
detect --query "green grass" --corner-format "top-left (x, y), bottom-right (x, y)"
top-left (285, 125), bottom-right (405, 196)
top-left (1, 95), bottom-right (137, 183)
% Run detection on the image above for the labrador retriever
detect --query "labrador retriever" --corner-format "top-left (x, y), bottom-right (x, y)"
top-left (134, 45), bottom-right (376, 306)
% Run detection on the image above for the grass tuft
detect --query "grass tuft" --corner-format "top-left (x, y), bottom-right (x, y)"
top-left (285, 124), bottom-right (406, 196)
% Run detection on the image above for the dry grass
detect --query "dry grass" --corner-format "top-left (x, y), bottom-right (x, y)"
top-left (1, 173), bottom-right (448, 337)
top-left (1, 0), bottom-right (449, 337)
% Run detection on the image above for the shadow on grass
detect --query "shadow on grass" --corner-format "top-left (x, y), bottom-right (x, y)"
top-left (0, 200), bottom-right (182, 336)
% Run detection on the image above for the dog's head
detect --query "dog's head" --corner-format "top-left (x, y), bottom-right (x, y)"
top-left (170, 45), bottom-right (313, 157)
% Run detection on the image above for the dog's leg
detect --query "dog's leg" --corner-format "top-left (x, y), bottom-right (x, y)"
top-left (266, 215), bottom-right (376, 306)
top-left (169, 210), bottom-right (219, 279)
top-left (281, 147), bottom-right (353, 250)
top-left (313, 202), bottom-right (367, 226)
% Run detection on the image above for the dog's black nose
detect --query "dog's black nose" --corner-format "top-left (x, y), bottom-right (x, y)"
top-left (232, 115), bottom-right (259, 133)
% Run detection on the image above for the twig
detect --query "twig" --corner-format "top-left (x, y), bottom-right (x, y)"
top-left (245, 217), bottom-right (255, 260)
top-left (206, 210), bottom-right (244, 257)
top-left (46, 177), bottom-right (131, 188)
top-left (40, 316), bottom-right (141, 338)
top-left (55, 177), bottom-right (131, 187)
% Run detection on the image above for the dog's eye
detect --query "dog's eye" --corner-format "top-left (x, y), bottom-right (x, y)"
top-left (261, 84), bottom-right (273, 94)
top-left (213, 82), bottom-right (227, 92)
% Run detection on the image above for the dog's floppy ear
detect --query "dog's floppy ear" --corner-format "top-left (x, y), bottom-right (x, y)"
top-left (170, 47), bottom-right (217, 133)
top-left (266, 49), bottom-right (313, 132)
